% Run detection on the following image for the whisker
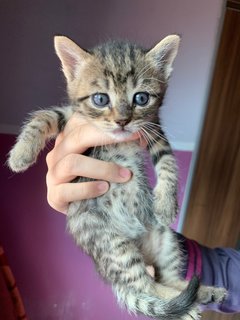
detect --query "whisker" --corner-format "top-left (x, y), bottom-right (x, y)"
top-left (142, 124), bottom-right (169, 144)
top-left (143, 77), bottom-right (166, 85)
top-left (143, 122), bottom-right (162, 129)
top-left (150, 126), bottom-right (176, 141)
top-left (143, 121), bottom-right (176, 141)
top-left (140, 128), bottom-right (156, 151)
top-left (137, 131), bottom-right (144, 147)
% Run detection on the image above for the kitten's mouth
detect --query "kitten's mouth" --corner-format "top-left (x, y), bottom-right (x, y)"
top-left (112, 128), bottom-right (130, 134)
top-left (110, 128), bottom-right (133, 140)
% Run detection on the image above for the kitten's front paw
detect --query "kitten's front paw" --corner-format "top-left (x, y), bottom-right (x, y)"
top-left (8, 141), bottom-right (39, 172)
top-left (153, 192), bottom-right (178, 226)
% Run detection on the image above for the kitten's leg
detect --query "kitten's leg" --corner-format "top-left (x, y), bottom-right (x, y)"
top-left (8, 106), bottom-right (75, 172)
top-left (142, 226), bottom-right (227, 305)
top-left (147, 133), bottom-right (178, 225)
top-left (173, 281), bottom-right (228, 305)
top-left (67, 208), bottom-right (200, 319)
top-left (99, 237), bottom-right (200, 319)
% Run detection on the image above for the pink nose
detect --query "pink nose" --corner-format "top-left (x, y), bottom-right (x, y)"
top-left (115, 119), bottom-right (131, 127)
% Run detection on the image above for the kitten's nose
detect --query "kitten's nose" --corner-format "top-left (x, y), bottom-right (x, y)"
top-left (115, 119), bottom-right (131, 128)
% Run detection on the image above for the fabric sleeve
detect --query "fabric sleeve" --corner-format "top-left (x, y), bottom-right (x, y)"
top-left (176, 232), bottom-right (240, 313)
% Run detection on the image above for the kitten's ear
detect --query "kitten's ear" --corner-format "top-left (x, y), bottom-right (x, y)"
top-left (147, 35), bottom-right (180, 80)
top-left (54, 36), bottom-right (91, 82)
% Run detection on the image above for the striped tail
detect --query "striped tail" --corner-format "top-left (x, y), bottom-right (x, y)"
top-left (115, 276), bottom-right (200, 320)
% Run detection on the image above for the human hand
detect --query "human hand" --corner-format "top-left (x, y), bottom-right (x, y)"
top-left (46, 115), bottom-right (140, 214)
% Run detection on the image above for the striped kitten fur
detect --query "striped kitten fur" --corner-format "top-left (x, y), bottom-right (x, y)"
top-left (8, 35), bottom-right (226, 319)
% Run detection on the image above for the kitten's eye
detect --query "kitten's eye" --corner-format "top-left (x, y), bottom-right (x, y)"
top-left (92, 93), bottom-right (110, 107)
top-left (133, 92), bottom-right (149, 106)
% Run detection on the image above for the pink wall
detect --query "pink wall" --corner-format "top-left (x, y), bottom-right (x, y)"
top-left (0, 133), bottom-right (191, 320)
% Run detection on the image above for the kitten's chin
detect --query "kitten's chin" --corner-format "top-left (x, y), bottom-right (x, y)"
top-left (108, 129), bottom-right (134, 141)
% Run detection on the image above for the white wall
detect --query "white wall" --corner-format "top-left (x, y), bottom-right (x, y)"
top-left (0, 0), bottom-right (225, 150)
top-left (158, 1), bottom-right (225, 150)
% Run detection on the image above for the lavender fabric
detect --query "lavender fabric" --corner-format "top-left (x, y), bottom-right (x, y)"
top-left (176, 233), bottom-right (240, 313)
top-left (200, 245), bottom-right (240, 313)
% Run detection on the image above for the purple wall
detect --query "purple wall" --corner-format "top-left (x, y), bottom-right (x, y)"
top-left (0, 133), bottom-right (191, 320)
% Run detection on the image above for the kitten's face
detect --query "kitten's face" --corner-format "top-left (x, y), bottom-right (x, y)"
top-left (70, 47), bottom-right (164, 140)
top-left (54, 36), bottom-right (180, 140)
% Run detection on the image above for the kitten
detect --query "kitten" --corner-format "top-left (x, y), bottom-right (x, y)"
top-left (8, 35), bottom-right (226, 319)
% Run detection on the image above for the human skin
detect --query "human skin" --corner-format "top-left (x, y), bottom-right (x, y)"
top-left (46, 115), bottom-right (142, 214)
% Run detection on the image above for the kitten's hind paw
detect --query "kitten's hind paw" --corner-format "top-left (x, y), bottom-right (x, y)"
top-left (197, 286), bottom-right (227, 304)
top-left (211, 287), bottom-right (228, 303)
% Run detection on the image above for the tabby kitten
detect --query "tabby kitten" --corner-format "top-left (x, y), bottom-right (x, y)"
top-left (8, 35), bottom-right (226, 319)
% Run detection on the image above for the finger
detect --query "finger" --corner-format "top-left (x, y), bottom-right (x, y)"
top-left (47, 153), bottom-right (132, 185)
top-left (48, 124), bottom-right (139, 167)
top-left (139, 134), bottom-right (148, 148)
top-left (47, 180), bottom-right (109, 214)
top-left (61, 114), bottom-right (88, 137)
top-left (146, 266), bottom-right (155, 278)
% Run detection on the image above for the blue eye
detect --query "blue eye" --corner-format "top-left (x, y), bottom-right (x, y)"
top-left (133, 92), bottom-right (149, 106)
top-left (92, 93), bottom-right (110, 107)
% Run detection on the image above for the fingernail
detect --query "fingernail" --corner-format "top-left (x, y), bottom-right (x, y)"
top-left (119, 168), bottom-right (132, 180)
top-left (97, 181), bottom-right (109, 193)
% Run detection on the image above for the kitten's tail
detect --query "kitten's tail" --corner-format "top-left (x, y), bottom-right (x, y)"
top-left (116, 276), bottom-right (200, 319)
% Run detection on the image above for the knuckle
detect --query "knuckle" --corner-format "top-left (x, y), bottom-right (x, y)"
top-left (55, 185), bottom-right (67, 203)
top-left (55, 132), bottom-right (64, 143)
top-left (47, 189), bottom-right (58, 210)
top-left (51, 185), bottom-right (68, 208)
top-left (47, 190), bottom-right (54, 207)
top-left (47, 192), bottom-right (65, 213)
top-left (79, 183), bottom-right (87, 197)
top-left (80, 182), bottom-right (94, 198)
top-left (46, 150), bottom-right (53, 167)
top-left (47, 186), bottom-right (57, 204)
top-left (46, 181), bottom-right (69, 214)
top-left (46, 171), bottom-right (51, 186)
top-left (68, 127), bottom-right (83, 147)
top-left (61, 153), bottom-right (77, 175)
top-left (79, 182), bottom-right (97, 199)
